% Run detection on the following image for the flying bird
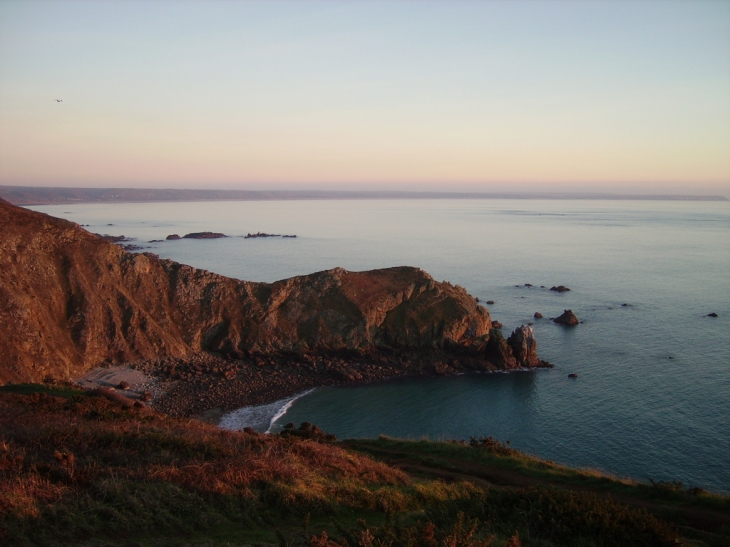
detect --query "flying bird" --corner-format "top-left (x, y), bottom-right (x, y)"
top-left (55, 99), bottom-right (62, 102)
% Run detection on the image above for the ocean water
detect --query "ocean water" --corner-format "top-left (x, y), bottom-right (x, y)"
top-left (31, 199), bottom-right (730, 493)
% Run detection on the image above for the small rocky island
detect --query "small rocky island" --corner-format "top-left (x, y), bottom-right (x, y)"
top-left (183, 231), bottom-right (227, 239)
top-left (245, 231), bottom-right (297, 238)
top-left (553, 309), bottom-right (580, 325)
top-left (166, 232), bottom-right (227, 240)
top-left (550, 285), bottom-right (571, 293)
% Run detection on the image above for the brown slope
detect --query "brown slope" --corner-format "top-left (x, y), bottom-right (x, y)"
top-left (0, 199), bottom-right (542, 385)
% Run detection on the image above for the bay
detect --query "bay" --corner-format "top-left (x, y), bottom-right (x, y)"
top-left (31, 198), bottom-right (730, 493)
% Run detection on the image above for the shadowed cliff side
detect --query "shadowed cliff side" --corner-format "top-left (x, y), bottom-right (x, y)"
top-left (0, 198), bottom-right (542, 384)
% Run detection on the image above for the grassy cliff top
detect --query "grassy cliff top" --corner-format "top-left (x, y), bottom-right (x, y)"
top-left (1, 385), bottom-right (728, 547)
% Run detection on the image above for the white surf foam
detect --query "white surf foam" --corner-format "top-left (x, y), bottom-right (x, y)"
top-left (218, 388), bottom-right (316, 434)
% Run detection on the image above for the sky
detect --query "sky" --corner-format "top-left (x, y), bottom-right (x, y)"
top-left (0, 0), bottom-right (729, 195)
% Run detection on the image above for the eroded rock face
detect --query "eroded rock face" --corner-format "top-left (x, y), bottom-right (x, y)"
top-left (507, 325), bottom-right (540, 367)
top-left (0, 199), bottom-right (526, 383)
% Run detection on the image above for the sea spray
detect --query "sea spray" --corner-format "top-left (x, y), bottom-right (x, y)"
top-left (219, 388), bottom-right (316, 433)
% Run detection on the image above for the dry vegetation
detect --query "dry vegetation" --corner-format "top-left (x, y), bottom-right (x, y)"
top-left (0, 387), bottom-right (722, 547)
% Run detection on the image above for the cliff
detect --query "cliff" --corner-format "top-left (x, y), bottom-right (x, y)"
top-left (0, 198), bottom-right (541, 384)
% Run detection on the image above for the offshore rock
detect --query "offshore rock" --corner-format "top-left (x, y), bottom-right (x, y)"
top-left (550, 285), bottom-right (571, 293)
top-left (507, 325), bottom-right (540, 367)
top-left (0, 198), bottom-right (504, 384)
top-left (553, 309), bottom-right (579, 326)
top-left (483, 325), bottom-right (546, 369)
top-left (182, 232), bottom-right (226, 239)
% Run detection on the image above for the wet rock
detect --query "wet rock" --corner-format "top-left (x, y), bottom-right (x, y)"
top-left (553, 309), bottom-right (579, 326)
top-left (706, 312), bottom-right (718, 317)
top-left (534, 312), bottom-right (543, 319)
top-left (568, 373), bottom-right (578, 378)
top-left (166, 234), bottom-right (181, 240)
top-left (486, 300), bottom-right (495, 305)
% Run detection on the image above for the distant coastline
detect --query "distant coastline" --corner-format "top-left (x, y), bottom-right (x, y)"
top-left (0, 185), bottom-right (727, 205)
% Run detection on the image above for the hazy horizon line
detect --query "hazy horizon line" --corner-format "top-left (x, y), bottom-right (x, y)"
top-left (1, 185), bottom-right (727, 206)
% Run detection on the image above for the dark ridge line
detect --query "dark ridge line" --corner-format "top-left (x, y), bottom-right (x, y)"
top-left (0, 185), bottom-right (727, 205)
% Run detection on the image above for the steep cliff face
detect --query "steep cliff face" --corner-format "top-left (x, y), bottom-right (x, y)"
top-left (0, 199), bottom-right (521, 384)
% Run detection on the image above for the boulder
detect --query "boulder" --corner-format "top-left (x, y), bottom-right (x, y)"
top-left (553, 309), bottom-right (579, 326)
top-left (166, 234), bottom-right (181, 240)
top-left (534, 312), bottom-right (543, 319)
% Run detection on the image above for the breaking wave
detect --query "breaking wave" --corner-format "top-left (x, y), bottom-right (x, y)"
top-left (218, 389), bottom-right (316, 434)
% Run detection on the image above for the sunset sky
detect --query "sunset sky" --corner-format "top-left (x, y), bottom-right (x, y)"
top-left (1, 0), bottom-right (729, 195)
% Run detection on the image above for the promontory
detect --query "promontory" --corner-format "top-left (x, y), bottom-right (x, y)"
top-left (0, 198), bottom-right (548, 395)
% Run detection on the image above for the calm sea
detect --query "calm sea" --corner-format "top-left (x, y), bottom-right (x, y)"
top-left (31, 199), bottom-right (730, 493)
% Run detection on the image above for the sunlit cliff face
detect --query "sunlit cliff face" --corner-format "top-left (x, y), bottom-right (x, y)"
top-left (2, 199), bottom-right (545, 384)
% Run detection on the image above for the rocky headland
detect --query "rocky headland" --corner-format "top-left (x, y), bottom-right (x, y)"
top-left (0, 197), bottom-right (549, 415)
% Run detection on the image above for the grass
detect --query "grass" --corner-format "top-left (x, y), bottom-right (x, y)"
top-left (343, 436), bottom-right (730, 512)
top-left (1, 387), bottom-right (727, 546)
